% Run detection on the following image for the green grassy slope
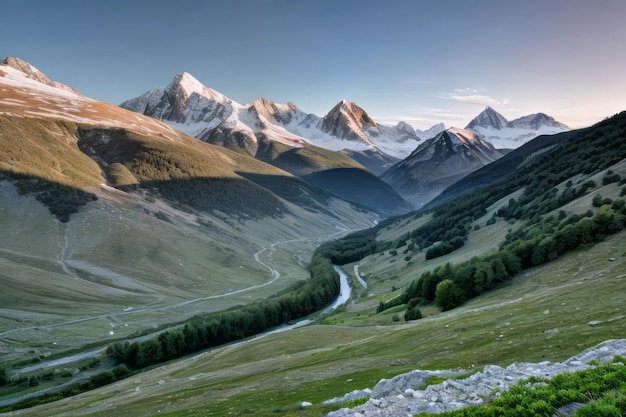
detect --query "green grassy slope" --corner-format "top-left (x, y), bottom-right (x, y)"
top-left (255, 140), bottom-right (413, 216)
top-left (8, 229), bottom-right (624, 416)
top-left (0, 80), bottom-right (379, 370)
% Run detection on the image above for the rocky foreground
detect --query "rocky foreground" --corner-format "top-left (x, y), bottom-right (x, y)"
top-left (325, 339), bottom-right (626, 417)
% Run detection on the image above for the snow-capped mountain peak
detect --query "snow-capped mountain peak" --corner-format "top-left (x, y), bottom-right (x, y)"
top-left (1, 56), bottom-right (81, 95)
top-left (168, 72), bottom-right (235, 105)
top-left (509, 113), bottom-right (569, 130)
top-left (446, 126), bottom-right (480, 146)
top-left (415, 123), bottom-right (446, 140)
top-left (465, 106), bottom-right (509, 130)
top-left (464, 107), bottom-right (569, 150)
top-left (381, 127), bottom-right (504, 207)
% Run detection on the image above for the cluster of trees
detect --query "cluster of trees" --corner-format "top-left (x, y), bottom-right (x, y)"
top-left (143, 177), bottom-right (285, 220)
top-left (0, 364), bottom-right (133, 413)
top-left (383, 197), bottom-right (626, 316)
top-left (108, 253), bottom-right (341, 368)
top-left (316, 228), bottom-right (391, 265)
top-left (0, 170), bottom-right (98, 223)
top-left (425, 236), bottom-right (464, 260)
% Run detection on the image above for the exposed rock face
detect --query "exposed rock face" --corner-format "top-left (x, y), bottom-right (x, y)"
top-left (466, 106), bottom-right (509, 130)
top-left (321, 100), bottom-right (378, 145)
top-left (249, 97), bottom-right (299, 125)
top-left (326, 339), bottom-right (626, 416)
top-left (381, 127), bottom-right (505, 207)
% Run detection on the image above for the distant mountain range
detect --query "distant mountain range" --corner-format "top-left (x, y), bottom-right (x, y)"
top-left (0, 58), bottom-right (569, 217)
top-left (465, 106), bottom-right (569, 149)
top-left (120, 73), bottom-right (424, 165)
top-left (120, 72), bottom-right (571, 210)
top-left (0, 58), bottom-right (411, 217)
top-left (120, 73), bottom-right (414, 214)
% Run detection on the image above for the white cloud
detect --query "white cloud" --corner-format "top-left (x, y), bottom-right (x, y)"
top-left (439, 88), bottom-right (510, 107)
top-left (453, 88), bottom-right (479, 94)
top-left (374, 108), bottom-right (468, 130)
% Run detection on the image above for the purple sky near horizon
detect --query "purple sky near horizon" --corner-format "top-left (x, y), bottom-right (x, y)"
top-left (3, 0), bottom-right (625, 129)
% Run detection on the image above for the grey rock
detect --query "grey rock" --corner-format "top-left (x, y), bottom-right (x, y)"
top-left (326, 339), bottom-right (626, 417)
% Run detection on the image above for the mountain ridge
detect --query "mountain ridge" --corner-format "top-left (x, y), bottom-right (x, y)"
top-left (381, 127), bottom-right (506, 207)
top-left (465, 106), bottom-right (569, 149)
top-left (120, 73), bottom-right (423, 162)
top-left (120, 75), bottom-right (414, 215)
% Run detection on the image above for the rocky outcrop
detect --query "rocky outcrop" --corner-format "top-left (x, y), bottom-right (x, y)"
top-left (321, 100), bottom-right (378, 145)
top-left (249, 97), bottom-right (299, 125)
top-left (326, 339), bottom-right (626, 416)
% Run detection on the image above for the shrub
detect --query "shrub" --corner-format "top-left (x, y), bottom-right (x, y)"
top-left (593, 194), bottom-right (604, 207)
top-left (435, 280), bottom-right (465, 311)
top-left (404, 306), bottom-right (422, 321)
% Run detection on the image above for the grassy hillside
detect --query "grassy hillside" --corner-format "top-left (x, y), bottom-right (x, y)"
top-left (255, 140), bottom-right (362, 177)
top-left (255, 140), bottom-right (411, 216)
top-left (0, 116), bottom-right (102, 188)
top-left (2, 66), bottom-right (625, 416)
top-left (6, 229), bottom-right (624, 416)
top-left (425, 129), bottom-right (581, 209)
top-left (3, 112), bottom-right (625, 416)
top-left (0, 78), bottom-right (379, 388)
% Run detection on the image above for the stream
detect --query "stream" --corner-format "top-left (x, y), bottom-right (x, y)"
top-left (0, 266), bottom-right (353, 407)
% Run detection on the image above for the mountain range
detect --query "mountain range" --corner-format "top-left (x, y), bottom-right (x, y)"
top-left (120, 72), bottom-right (571, 210)
top-left (120, 75), bottom-right (423, 161)
top-left (465, 106), bottom-right (568, 149)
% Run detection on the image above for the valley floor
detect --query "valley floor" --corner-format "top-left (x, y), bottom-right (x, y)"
top-left (3, 229), bottom-right (624, 416)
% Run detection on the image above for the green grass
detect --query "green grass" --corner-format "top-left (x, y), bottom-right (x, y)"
top-left (0, 173), bottom-right (376, 366)
top-left (9, 228), bottom-right (624, 416)
top-left (433, 358), bottom-right (626, 416)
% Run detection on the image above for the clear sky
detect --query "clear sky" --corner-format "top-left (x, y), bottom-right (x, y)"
top-left (3, 0), bottom-right (625, 129)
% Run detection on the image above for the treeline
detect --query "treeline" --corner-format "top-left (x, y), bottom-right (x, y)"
top-left (108, 254), bottom-right (340, 368)
top-left (386, 111), bottom-right (626, 261)
top-left (139, 177), bottom-right (286, 220)
top-left (0, 364), bottom-right (133, 413)
top-left (381, 197), bottom-right (626, 316)
top-left (0, 170), bottom-right (97, 222)
top-left (315, 228), bottom-right (392, 265)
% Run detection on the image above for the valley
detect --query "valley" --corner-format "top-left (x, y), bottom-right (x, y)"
top-left (0, 181), bottom-right (375, 364)
top-left (6, 229), bottom-right (623, 416)
top-left (1, 56), bottom-right (625, 417)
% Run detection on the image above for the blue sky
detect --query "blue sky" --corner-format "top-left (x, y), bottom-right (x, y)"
top-left (3, 0), bottom-right (625, 129)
